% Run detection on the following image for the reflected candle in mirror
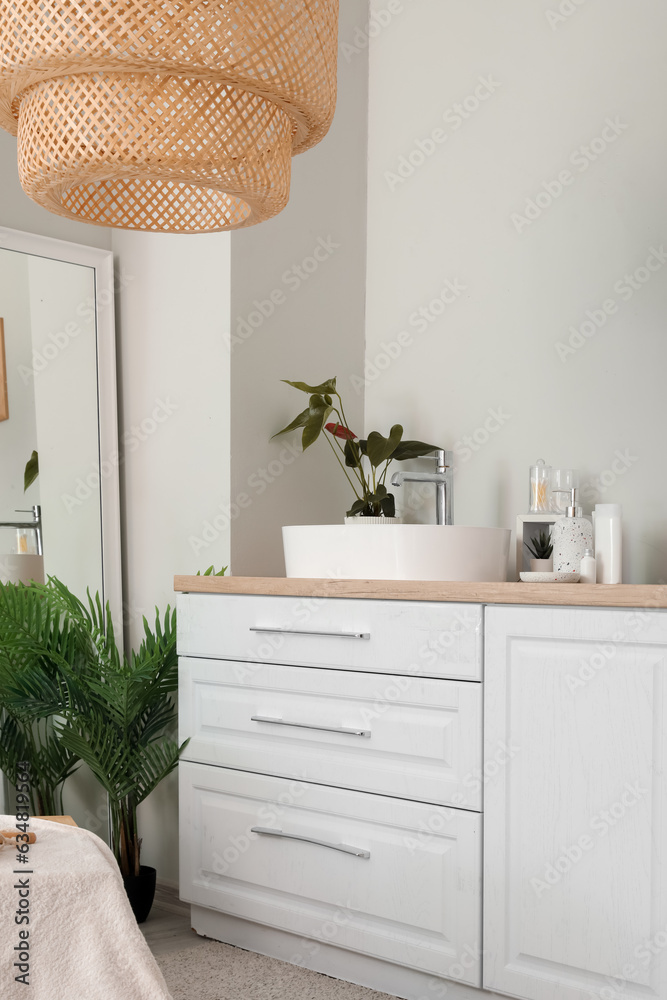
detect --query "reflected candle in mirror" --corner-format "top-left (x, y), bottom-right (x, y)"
top-left (16, 528), bottom-right (36, 554)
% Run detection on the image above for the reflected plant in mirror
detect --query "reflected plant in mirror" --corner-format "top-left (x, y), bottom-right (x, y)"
top-left (24, 449), bottom-right (38, 491)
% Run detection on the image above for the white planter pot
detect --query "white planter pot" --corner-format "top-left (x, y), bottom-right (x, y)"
top-left (343, 516), bottom-right (404, 525)
top-left (530, 558), bottom-right (553, 572)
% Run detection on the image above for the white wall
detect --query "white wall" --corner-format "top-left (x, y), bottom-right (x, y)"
top-left (228, 0), bottom-right (369, 576)
top-left (365, 0), bottom-right (667, 582)
top-left (112, 229), bottom-right (231, 883)
top-left (111, 230), bottom-right (231, 636)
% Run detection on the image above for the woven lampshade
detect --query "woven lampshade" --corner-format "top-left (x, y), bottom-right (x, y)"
top-left (0, 1), bottom-right (339, 233)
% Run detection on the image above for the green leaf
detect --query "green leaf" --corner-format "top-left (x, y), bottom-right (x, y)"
top-left (24, 450), bottom-right (38, 491)
top-left (196, 565), bottom-right (228, 577)
top-left (391, 440), bottom-right (441, 461)
top-left (301, 395), bottom-right (333, 451)
top-left (271, 407), bottom-right (310, 440)
top-left (344, 438), bottom-right (362, 468)
top-left (365, 432), bottom-right (387, 468)
top-left (366, 425), bottom-right (403, 467)
top-left (381, 493), bottom-right (396, 517)
top-left (346, 499), bottom-right (368, 517)
top-left (282, 378), bottom-right (338, 396)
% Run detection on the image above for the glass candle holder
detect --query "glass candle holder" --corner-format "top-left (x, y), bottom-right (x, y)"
top-left (549, 469), bottom-right (578, 513)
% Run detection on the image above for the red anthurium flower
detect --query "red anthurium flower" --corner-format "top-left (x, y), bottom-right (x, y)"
top-left (325, 422), bottom-right (357, 441)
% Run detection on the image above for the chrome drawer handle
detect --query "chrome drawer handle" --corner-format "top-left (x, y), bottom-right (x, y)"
top-left (251, 715), bottom-right (371, 738)
top-left (249, 626), bottom-right (370, 640)
top-left (251, 826), bottom-right (370, 859)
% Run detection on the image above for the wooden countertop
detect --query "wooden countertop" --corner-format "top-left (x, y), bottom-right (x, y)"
top-left (41, 815), bottom-right (78, 827)
top-left (174, 576), bottom-right (667, 609)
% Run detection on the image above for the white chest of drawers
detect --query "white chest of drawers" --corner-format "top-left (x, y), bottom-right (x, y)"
top-left (178, 592), bottom-right (485, 996)
top-left (177, 580), bottom-right (667, 1000)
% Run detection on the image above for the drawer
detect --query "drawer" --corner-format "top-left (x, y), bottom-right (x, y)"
top-left (177, 594), bottom-right (483, 680)
top-left (179, 762), bottom-right (482, 986)
top-left (180, 657), bottom-right (483, 809)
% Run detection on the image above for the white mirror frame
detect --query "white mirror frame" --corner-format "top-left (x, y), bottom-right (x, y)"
top-left (0, 225), bottom-right (122, 626)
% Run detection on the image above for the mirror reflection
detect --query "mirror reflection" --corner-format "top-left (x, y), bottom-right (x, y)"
top-left (0, 248), bottom-right (103, 600)
top-left (0, 230), bottom-right (121, 833)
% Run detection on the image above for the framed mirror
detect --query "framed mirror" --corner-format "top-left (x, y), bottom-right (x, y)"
top-left (0, 226), bottom-right (122, 623)
top-left (0, 227), bottom-right (122, 822)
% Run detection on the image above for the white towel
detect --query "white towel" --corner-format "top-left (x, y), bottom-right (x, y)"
top-left (0, 815), bottom-right (173, 1000)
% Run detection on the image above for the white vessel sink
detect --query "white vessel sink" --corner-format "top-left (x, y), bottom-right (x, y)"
top-left (282, 524), bottom-right (510, 582)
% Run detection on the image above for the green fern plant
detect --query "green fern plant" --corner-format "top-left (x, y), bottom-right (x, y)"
top-left (0, 580), bottom-right (86, 814)
top-left (196, 565), bottom-right (228, 576)
top-left (46, 582), bottom-right (188, 878)
top-left (0, 578), bottom-right (188, 877)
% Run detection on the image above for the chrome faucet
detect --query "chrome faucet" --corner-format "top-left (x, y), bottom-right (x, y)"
top-left (0, 504), bottom-right (43, 555)
top-left (391, 450), bottom-right (453, 525)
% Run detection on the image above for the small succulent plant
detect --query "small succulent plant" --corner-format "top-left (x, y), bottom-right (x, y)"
top-left (525, 528), bottom-right (553, 560)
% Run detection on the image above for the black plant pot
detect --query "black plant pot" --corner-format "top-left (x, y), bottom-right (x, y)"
top-left (122, 865), bottom-right (157, 923)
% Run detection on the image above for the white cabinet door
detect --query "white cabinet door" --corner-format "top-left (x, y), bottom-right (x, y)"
top-left (179, 657), bottom-right (483, 809)
top-left (177, 594), bottom-right (483, 680)
top-left (180, 762), bottom-right (482, 986)
top-left (483, 606), bottom-right (667, 1000)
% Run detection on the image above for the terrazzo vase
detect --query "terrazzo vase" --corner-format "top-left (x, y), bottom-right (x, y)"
top-left (552, 510), bottom-right (593, 573)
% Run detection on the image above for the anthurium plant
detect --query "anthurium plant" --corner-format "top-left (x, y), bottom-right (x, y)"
top-left (272, 377), bottom-right (441, 517)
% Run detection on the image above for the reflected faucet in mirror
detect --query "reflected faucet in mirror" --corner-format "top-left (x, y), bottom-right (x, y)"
top-left (391, 450), bottom-right (453, 525)
top-left (0, 504), bottom-right (43, 555)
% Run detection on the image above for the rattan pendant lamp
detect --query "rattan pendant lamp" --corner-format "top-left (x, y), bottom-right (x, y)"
top-left (0, 1), bottom-right (339, 233)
